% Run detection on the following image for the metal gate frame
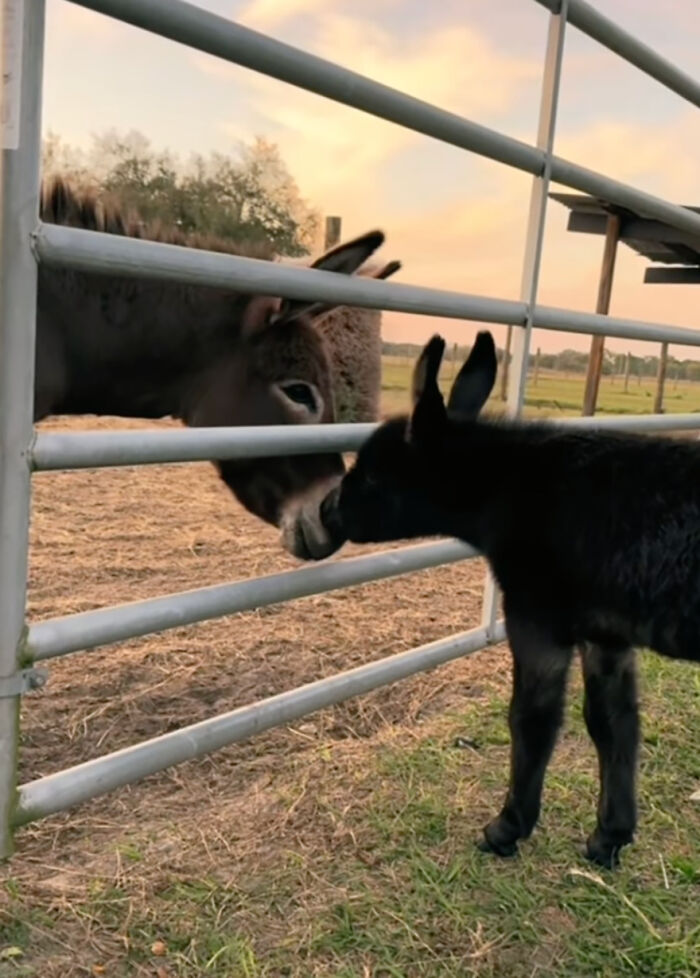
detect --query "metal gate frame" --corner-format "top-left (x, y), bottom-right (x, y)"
top-left (1, 0), bottom-right (699, 855)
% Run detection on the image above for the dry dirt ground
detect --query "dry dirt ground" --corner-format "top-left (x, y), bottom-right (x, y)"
top-left (5, 415), bottom-right (510, 974)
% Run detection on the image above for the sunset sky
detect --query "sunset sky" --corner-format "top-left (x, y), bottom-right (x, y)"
top-left (42, 0), bottom-right (700, 358)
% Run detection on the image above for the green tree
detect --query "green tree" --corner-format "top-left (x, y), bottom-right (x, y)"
top-left (42, 129), bottom-right (319, 257)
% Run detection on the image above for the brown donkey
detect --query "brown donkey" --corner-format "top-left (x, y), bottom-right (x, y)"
top-left (36, 177), bottom-right (399, 546)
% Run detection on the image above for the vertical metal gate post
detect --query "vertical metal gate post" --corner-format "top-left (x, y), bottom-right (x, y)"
top-left (481, 1), bottom-right (568, 635)
top-left (0, 0), bottom-right (46, 857)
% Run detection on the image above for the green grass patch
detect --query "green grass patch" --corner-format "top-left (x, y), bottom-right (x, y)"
top-left (4, 657), bottom-right (697, 977)
top-left (380, 356), bottom-right (700, 419)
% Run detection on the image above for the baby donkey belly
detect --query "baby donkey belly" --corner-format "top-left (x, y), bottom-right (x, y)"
top-left (581, 605), bottom-right (699, 663)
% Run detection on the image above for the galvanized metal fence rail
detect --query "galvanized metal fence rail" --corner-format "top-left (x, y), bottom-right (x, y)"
top-left (1, 0), bottom-right (698, 854)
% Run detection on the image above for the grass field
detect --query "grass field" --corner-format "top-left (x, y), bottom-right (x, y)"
top-left (4, 631), bottom-right (698, 977)
top-left (0, 365), bottom-right (699, 977)
top-left (381, 356), bottom-right (700, 418)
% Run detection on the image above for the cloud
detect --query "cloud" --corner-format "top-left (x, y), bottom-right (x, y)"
top-left (48, 0), bottom-right (700, 359)
top-left (192, 10), bottom-right (540, 211)
top-left (234, 0), bottom-right (342, 31)
top-left (377, 102), bottom-right (700, 356)
top-left (46, 2), bottom-right (127, 42)
top-left (235, 0), bottom-right (402, 32)
top-left (553, 109), bottom-right (700, 202)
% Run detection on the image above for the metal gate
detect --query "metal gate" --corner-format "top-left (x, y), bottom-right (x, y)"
top-left (1, 0), bottom-right (699, 856)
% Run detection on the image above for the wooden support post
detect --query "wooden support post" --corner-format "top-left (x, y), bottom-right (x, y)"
top-left (324, 216), bottom-right (342, 250)
top-left (582, 213), bottom-right (621, 416)
top-left (610, 353), bottom-right (622, 386)
top-left (500, 326), bottom-right (512, 401)
top-left (654, 341), bottom-right (669, 414)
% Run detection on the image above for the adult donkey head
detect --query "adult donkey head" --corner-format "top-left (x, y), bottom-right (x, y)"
top-left (38, 178), bottom-right (400, 550)
top-left (180, 231), bottom-right (398, 542)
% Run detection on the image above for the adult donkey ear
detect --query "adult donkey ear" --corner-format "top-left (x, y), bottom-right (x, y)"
top-left (291, 255), bottom-right (402, 324)
top-left (407, 335), bottom-right (447, 445)
top-left (358, 258), bottom-right (401, 281)
top-left (275, 230), bottom-right (386, 325)
top-left (446, 331), bottom-right (497, 420)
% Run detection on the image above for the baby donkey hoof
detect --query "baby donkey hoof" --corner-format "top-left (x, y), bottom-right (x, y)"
top-left (477, 827), bottom-right (519, 859)
top-left (585, 834), bottom-right (628, 870)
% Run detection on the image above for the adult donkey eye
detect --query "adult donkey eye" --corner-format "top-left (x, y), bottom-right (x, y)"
top-left (280, 382), bottom-right (318, 413)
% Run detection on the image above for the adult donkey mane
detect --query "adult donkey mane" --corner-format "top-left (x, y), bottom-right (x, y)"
top-left (36, 176), bottom-right (400, 540)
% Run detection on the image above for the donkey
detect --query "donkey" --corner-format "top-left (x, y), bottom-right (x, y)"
top-left (292, 331), bottom-right (700, 868)
top-left (36, 177), bottom-right (400, 542)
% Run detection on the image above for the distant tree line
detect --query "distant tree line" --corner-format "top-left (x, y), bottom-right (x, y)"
top-left (42, 129), bottom-right (320, 257)
top-left (382, 341), bottom-right (700, 382)
top-left (39, 131), bottom-right (700, 380)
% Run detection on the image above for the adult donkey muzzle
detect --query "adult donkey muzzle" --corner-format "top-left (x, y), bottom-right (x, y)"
top-left (280, 481), bottom-right (346, 561)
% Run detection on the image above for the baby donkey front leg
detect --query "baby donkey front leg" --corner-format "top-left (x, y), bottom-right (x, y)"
top-left (479, 616), bottom-right (573, 858)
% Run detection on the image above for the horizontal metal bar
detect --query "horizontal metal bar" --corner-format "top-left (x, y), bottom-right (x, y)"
top-left (559, 413), bottom-right (700, 432)
top-left (34, 224), bottom-right (700, 352)
top-left (34, 222), bottom-right (527, 323)
top-left (546, 158), bottom-right (700, 237)
top-left (32, 405), bottom-right (700, 474)
top-left (644, 267), bottom-right (700, 285)
top-left (15, 621), bottom-right (503, 826)
top-left (532, 305), bottom-right (700, 348)
top-left (28, 409), bottom-right (700, 661)
top-left (32, 423), bottom-right (377, 471)
top-left (66, 0), bottom-right (700, 238)
top-left (534, 0), bottom-right (700, 109)
top-left (28, 539), bottom-right (477, 660)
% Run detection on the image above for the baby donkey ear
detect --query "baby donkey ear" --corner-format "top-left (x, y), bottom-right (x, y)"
top-left (407, 335), bottom-right (447, 445)
top-left (447, 331), bottom-right (497, 420)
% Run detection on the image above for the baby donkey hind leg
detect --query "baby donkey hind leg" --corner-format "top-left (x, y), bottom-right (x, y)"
top-left (479, 616), bottom-right (573, 858)
top-left (580, 644), bottom-right (639, 869)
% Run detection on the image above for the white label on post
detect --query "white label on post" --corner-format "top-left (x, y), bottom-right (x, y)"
top-left (2, 0), bottom-right (24, 150)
